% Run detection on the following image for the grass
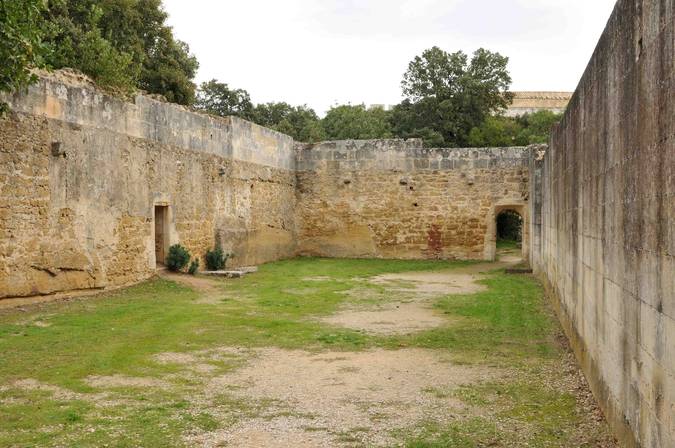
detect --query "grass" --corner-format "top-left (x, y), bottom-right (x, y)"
top-left (496, 238), bottom-right (521, 250)
top-left (406, 380), bottom-right (586, 448)
top-left (0, 257), bottom-right (611, 447)
top-left (385, 272), bottom-right (555, 364)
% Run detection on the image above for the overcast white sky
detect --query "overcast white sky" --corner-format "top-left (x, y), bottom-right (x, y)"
top-left (163, 0), bottom-right (617, 115)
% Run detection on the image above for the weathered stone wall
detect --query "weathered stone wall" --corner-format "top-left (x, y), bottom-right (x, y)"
top-left (296, 140), bottom-right (531, 260)
top-left (529, 0), bottom-right (674, 446)
top-left (0, 73), bottom-right (533, 299)
top-left (0, 73), bottom-right (296, 299)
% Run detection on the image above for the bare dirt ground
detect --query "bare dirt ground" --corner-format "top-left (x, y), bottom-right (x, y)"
top-left (320, 259), bottom-right (513, 336)
top-left (159, 271), bottom-right (228, 304)
top-left (0, 288), bottom-right (106, 312)
top-left (150, 265), bottom-right (513, 446)
top-left (181, 348), bottom-right (500, 447)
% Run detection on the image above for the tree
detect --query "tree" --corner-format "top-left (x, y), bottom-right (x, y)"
top-left (41, 0), bottom-right (198, 103)
top-left (515, 110), bottom-right (562, 144)
top-left (0, 0), bottom-right (47, 112)
top-left (194, 80), bottom-right (254, 119)
top-left (395, 46), bottom-right (513, 147)
top-left (194, 82), bottom-right (325, 142)
top-left (467, 116), bottom-right (522, 147)
top-left (322, 104), bottom-right (393, 140)
top-left (109, 0), bottom-right (198, 104)
top-left (251, 102), bottom-right (325, 142)
top-left (138, 30), bottom-right (198, 104)
top-left (390, 98), bottom-right (448, 147)
top-left (466, 111), bottom-right (563, 148)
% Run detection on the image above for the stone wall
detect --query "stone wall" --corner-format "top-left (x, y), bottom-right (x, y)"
top-left (0, 73), bottom-right (296, 299)
top-left (529, 0), bottom-right (674, 446)
top-left (296, 139), bottom-right (531, 260)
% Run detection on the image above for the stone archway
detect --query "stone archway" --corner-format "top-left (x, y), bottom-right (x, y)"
top-left (484, 203), bottom-right (529, 261)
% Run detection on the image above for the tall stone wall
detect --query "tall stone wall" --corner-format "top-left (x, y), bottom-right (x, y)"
top-left (0, 72), bottom-right (534, 299)
top-left (296, 140), bottom-right (531, 260)
top-left (0, 73), bottom-right (297, 299)
top-left (529, 0), bottom-right (674, 446)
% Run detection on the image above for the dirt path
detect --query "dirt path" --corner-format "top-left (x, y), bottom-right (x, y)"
top-left (321, 256), bottom-right (521, 335)
top-left (158, 272), bottom-right (226, 304)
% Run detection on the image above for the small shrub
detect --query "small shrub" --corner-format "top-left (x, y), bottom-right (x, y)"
top-left (188, 259), bottom-right (199, 275)
top-left (166, 244), bottom-right (190, 272)
top-left (205, 247), bottom-right (229, 271)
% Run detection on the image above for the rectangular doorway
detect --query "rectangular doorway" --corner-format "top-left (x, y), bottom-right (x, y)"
top-left (154, 205), bottom-right (168, 266)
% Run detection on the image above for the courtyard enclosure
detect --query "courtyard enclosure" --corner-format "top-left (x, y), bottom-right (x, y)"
top-left (0, 0), bottom-right (673, 445)
top-left (529, 0), bottom-right (674, 446)
top-left (0, 73), bottom-right (533, 300)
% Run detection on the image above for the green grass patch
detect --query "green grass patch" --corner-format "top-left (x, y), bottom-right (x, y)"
top-left (384, 271), bottom-right (556, 364)
top-left (496, 239), bottom-right (520, 250)
top-left (402, 418), bottom-right (503, 447)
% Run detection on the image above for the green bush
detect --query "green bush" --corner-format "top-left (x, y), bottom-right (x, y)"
top-left (205, 247), bottom-right (229, 271)
top-left (188, 258), bottom-right (199, 275)
top-left (166, 244), bottom-right (190, 272)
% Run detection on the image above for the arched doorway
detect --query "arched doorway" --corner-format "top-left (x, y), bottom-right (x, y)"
top-left (485, 203), bottom-right (528, 261)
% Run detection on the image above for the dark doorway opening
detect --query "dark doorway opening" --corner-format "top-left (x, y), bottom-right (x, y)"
top-left (154, 205), bottom-right (168, 266)
top-left (496, 210), bottom-right (523, 249)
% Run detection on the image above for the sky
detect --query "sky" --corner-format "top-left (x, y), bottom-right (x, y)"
top-left (162, 0), bottom-right (618, 115)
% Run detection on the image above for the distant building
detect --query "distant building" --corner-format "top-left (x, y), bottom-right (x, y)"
top-left (505, 92), bottom-right (572, 117)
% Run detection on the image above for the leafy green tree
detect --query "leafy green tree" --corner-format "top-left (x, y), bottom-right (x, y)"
top-left (466, 111), bottom-right (563, 148)
top-left (194, 79), bottom-right (254, 119)
top-left (467, 116), bottom-right (522, 147)
top-left (389, 98), bottom-right (449, 146)
top-left (252, 102), bottom-right (325, 142)
top-left (42, 1), bottom-right (139, 93)
top-left (0, 0), bottom-right (47, 112)
top-left (138, 31), bottom-right (198, 104)
top-left (394, 46), bottom-right (513, 147)
top-left (515, 110), bottom-right (562, 144)
top-left (322, 104), bottom-right (393, 140)
top-left (41, 0), bottom-right (198, 103)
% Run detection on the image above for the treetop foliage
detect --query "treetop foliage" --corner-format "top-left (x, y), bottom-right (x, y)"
top-left (321, 104), bottom-right (393, 141)
top-left (1, 0), bottom-right (199, 104)
top-left (195, 79), bottom-right (254, 118)
top-left (398, 46), bottom-right (514, 147)
top-left (467, 110), bottom-right (562, 147)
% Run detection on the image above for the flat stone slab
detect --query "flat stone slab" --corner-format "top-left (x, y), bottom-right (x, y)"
top-left (202, 267), bottom-right (258, 278)
top-left (203, 270), bottom-right (246, 278)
